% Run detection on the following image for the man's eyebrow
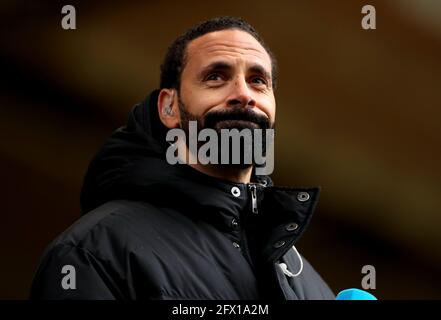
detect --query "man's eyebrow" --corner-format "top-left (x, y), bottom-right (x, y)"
top-left (198, 61), bottom-right (233, 79)
top-left (248, 64), bottom-right (271, 81)
top-left (197, 61), bottom-right (272, 82)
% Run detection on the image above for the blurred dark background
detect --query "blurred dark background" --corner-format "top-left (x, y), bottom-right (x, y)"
top-left (1, 0), bottom-right (440, 299)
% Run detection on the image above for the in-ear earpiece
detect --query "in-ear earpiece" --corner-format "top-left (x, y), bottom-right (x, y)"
top-left (163, 104), bottom-right (173, 116)
top-left (162, 90), bottom-right (175, 116)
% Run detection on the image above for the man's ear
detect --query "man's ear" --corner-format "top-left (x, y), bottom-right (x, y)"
top-left (157, 88), bottom-right (180, 129)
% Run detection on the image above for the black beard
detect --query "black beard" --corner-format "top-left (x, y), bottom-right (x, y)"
top-left (178, 95), bottom-right (274, 168)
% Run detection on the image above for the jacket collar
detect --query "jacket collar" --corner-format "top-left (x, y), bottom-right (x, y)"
top-left (172, 165), bottom-right (321, 263)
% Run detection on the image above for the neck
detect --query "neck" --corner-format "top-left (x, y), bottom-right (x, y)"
top-left (174, 138), bottom-right (253, 184)
top-left (189, 162), bottom-right (253, 184)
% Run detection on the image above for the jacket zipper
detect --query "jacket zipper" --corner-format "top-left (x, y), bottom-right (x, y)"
top-left (238, 183), bottom-right (261, 272)
top-left (248, 184), bottom-right (258, 214)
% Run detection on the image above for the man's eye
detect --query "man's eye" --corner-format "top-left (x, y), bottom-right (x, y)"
top-left (206, 73), bottom-right (222, 81)
top-left (251, 77), bottom-right (267, 85)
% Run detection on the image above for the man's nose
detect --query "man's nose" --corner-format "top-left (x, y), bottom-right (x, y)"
top-left (227, 76), bottom-right (256, 108)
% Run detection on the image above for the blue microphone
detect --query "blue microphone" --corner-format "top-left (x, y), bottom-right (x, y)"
top-left (336, 288), bottom-right (377, 300)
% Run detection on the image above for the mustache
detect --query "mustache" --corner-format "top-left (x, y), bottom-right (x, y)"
top-left (203, 107), bottom-right (271, 130)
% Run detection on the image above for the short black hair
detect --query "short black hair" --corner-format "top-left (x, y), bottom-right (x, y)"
top-left (159, 16), bottom-right (278, 90)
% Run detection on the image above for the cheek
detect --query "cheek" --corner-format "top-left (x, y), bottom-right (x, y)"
top-left (183, 86), bottom-right (227, 116)
top-left (257, 95), bottom-right (276, 122)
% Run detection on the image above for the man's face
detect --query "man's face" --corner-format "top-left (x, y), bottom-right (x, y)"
top-left (178, 29), bottom-right (276, 132)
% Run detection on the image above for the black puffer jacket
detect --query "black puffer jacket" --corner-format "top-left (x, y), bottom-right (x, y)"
top-left (30, 90), bottom-right (335, 300)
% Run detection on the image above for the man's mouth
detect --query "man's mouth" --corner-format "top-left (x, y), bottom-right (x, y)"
top-left (213, 119), bottom-right (260, 130)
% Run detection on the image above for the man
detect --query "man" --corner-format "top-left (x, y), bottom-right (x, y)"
top-left (30, 16), bottom-right (335, 300)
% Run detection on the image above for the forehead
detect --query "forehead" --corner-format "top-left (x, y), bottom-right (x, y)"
top-left (185, 29), bottom-right (272, 72)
